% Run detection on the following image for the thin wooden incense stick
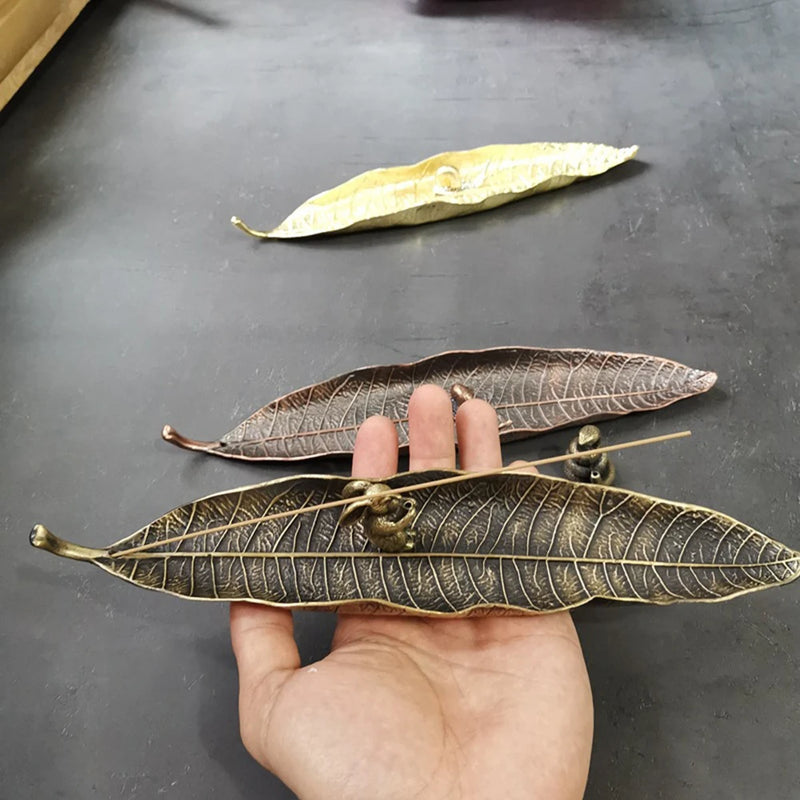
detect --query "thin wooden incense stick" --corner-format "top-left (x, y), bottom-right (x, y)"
top-left (113, 430), bottom-right (690, 558)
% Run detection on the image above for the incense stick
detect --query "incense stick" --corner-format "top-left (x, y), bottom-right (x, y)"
top-left (113, 430), bottom-right (690, 558)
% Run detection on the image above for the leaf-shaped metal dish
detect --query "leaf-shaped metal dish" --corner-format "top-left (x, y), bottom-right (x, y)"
top-left (30, 471), bottom-right (799, 615)
top-left (230, 142), bottom-right (638, 239)
top-left (162, 347), bottom-right (717, 461)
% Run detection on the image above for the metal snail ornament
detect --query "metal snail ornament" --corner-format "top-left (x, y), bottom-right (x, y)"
top-left (563, 425), bottom-right (615, 486)
top-left (338, 481), bottom-right (417, 553)
top-left (29, 432), bottom-right (800, 616)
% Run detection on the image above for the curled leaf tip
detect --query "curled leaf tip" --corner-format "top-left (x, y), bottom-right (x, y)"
top-left (161, 425), bottom-right (220, 452)
top-left (230, 216), bottom-right (271, 239)
top-left (29, 525), bottom-right (105, 561)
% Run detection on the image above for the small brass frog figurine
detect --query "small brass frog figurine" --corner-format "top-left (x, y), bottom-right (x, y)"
top-left (563, 425), bottom-right (615, 486)
top-left (339, 480), bottom-right (417, 552)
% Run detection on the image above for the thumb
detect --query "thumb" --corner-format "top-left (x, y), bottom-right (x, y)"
top-left (230, 602), bottom-right (300, 761)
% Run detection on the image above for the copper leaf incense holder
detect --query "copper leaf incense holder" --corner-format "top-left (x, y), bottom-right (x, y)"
top-left (162, 347), bottom-right (716, 461)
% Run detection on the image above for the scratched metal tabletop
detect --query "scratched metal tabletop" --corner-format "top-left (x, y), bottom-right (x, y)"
top-left (2, 1), bottom-right (798, 797)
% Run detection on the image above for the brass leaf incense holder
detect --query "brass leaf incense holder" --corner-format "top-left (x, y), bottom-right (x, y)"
top-left (31, 432), bottom-right (800, 616)
top-left (231, 142), bottom-right (638, 239)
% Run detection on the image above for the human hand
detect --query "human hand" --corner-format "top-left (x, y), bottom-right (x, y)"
top-left (230, 385), bottom-right (593, 799)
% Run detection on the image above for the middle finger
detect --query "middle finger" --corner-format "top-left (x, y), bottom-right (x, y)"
top-left (407, 384), bottom-right (456, 471)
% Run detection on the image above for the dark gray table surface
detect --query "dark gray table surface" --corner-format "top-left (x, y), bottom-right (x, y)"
top-left (2, 1), bottom-right (799, 797)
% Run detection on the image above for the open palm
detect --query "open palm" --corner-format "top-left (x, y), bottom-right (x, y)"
top-left (230, 385), bottom-right (593, 799)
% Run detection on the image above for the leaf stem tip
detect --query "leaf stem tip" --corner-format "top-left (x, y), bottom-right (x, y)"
top-left (161, 425), bottom-right (220, 452)
top-left (29, 525), bottom-right (105, 561)
top-left (230, 216), bottom-right (271, 238)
